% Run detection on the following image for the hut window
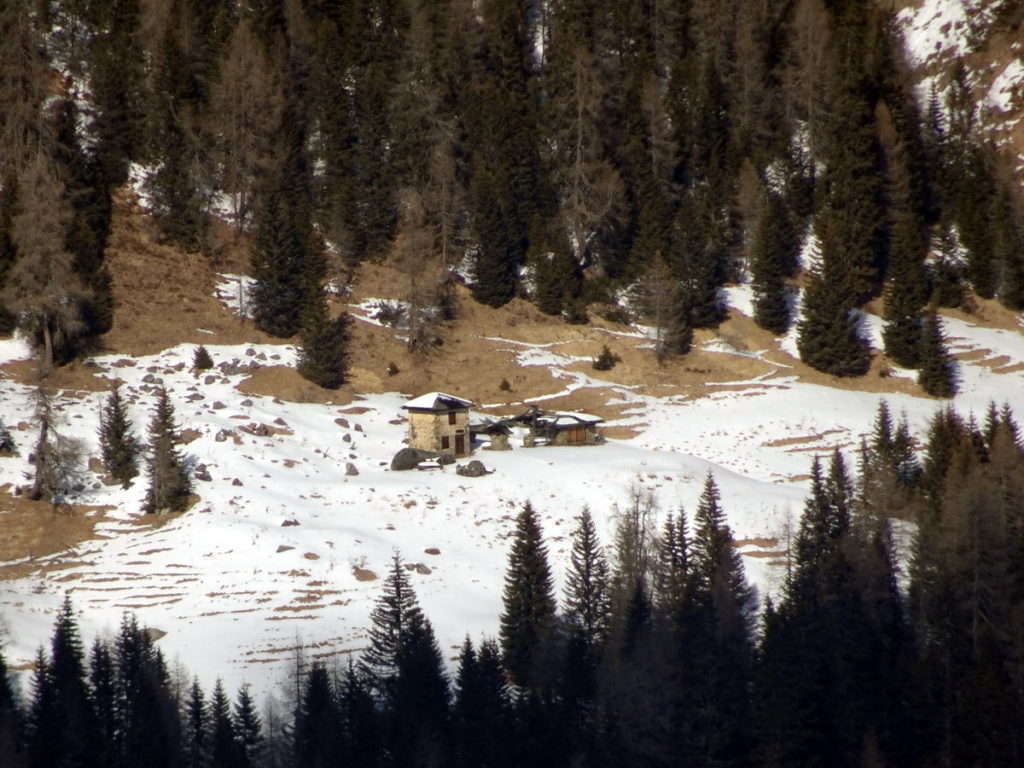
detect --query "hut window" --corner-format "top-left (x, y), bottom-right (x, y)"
top-left (441, 436), bottom-right (450, 449)
top-left (448, 412), bottom-right (457, 425)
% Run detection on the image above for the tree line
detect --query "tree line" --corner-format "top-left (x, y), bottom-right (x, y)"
top-left (0, 1), bottom-right (1020, 388)
top-left (2, 399), bottom-right (1023, 767)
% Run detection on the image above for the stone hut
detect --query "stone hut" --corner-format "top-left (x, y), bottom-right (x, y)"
top-left (401, 392), bottom-right (474, 458)
top-left (515, 407), bottom-right (605, 447)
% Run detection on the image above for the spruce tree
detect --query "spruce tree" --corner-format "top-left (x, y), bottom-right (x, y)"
top-left (562, 507), bottom-right (611, 651)
top-left (917, 311), bottom-right (957, 398)
top-left (293, 663), bottom-right (337, 768)
top-left (182, 679), bottom-right (208, 768)
top-left (296, 294), bottom-right (351, 390)
top-left (143, 388), bottom-right (192, 514)
top-left (27, 596), bottom-right (97, 768)
top-left (797, 212), bottom-right (871, 377)
top-left (750, 192), bottom-right (797, 335)
top-left (881, 209), bottom-right (929, 368)
top-left (99, 384), bottom-right (139, 488)
top-left (499, 502), bottom-right (556, 688)
top-left (233, 685), bottom-right (262, 768)
top-left (209, 679), bottom-right (239, 768)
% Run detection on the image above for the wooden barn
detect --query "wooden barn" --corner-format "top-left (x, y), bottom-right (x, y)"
top-left (401, 392), bottom-right (474, 457)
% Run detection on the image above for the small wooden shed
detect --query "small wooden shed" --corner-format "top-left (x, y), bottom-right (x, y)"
top-left (401, 392), bottom-right (474, 457)
top-left (514, 406), bottom-right (605, 446)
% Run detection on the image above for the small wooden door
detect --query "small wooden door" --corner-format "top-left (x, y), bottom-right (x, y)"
top-left (455, 434), bottom-right (465, 455)
top-left (568, 426), bottom-right (586, 444)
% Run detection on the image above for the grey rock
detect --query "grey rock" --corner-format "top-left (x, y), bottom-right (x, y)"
top-left (345, 462), bottom-right (359, 476)
top-left (390, 448), bottom-right (421, 471)
top-left (456, 460), bottom-right (490, 478)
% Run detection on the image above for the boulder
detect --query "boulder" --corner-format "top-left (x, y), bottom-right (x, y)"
top-left (456, 460), bottom-right (490, 477)
top-left (345, 462), bottom-right (359, 476)
top-left (390, 447), bottom-right (421, 471)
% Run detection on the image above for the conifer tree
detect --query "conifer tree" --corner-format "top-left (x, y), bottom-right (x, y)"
top-left (182, 679), bottom-right (208, 768)
top-left (251, 94), bottom-right (323, 338)
top-left (797, 212), bottom-right (871, 377)
top-left (562, 507), bottom-right (611, 651)
top-left (881, 210), bottom-right (929, 368)
top-left (143, 388), bottom-right (192, 515)
top-left (296, 292), bottom-right (350, 390)
top-left (750, 192), bottom-right (797, 335)
top-left (146, 18), bottom-right (207, 252)
top-left (361, 552), bottom-right (419, 697)
top-left (233, 685), bottom-right (262, 768)
top-left (917, 311), bottom-right (957, 398)
top-left (209, 679), bottom-right (239, 768)
top-left (27, 596), bottom-right (97, 768)
top-left (99, 384), bottom-right (139, 488)
top-left (293, 663), bottom-right (337, 768)
top-left (499, 502), bottom-right (556, 688)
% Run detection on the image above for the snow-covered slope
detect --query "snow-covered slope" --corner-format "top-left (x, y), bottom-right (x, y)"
top-left (3, 281), bottom-right (1024, 698)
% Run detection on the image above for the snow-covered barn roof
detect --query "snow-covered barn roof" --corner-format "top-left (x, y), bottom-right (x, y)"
top-left (551, 411), bottom-right (604, 426)
top-left (401, 392), bottom-right (474, 412)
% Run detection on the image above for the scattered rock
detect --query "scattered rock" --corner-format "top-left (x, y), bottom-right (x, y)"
top-left (256, 352), bottom-right (267, 361)
top-left (194, 464), bottom-right (212, 482)
top-left (245, 347), bottom-right (256, 357)
top-left (438, 453), bottom-right (455, 466)
top-left (334, 417), bottom-right (350, 429)
top-left (242, 422), bottom-right (271, 437)
top-left (303, 552), bottom-right (320, 560)
top-left (232, 478), bottom-right (243, 486)
top-left (282, 519), bottom-right (300, 527)
top-left (414, 563), bottom-right (432, 574)
top-left (71, 483), bottom-right (85, 493)
top-left (354, 424), bottom-right (363, 432)
top-left (273, 417), bottom-right (288, 426)
top-left (141, 373), bottom-right (156, 384)
top-left (240, 398), bottom-right (254, 406)
top-left (342, 433), bottom-right (352, 443)
top-left (424, 547), bottom-right (441, 555)
top-left (212, 401), bottom-right (227, 410)
top-left (203, 375), bottom-right (218, 385)
top-left (390, 447), bottom-right (422, 471)
top-left (345, 462), bottom-right (359, 476)
top-left (186, 393), bottom-right (204, 402)
top-left (180, 428), bottom-right (202, 444)
top-left (456, 460), bottom-right (490, 478)
top-left (214, 429), bottom-right (232, 443)
top-left (276, 545), bottom-right (295, 553)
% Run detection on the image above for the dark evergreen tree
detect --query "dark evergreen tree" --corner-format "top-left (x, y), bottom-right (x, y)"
top-left (233, 685), bottom-right (262, 768)
top-left (99, 384), bottom-right (140, 489)
top-left (146, 17), bottom-right (207, 252)
top-left (143, 388), bottom-right (192, 514)
top-left (293, 663), bottom-right (337, 768)
top-left (88, 0), bottom-right (146, 186)
top-left (499, 502), bottom-right (557, 688)
top-left (182, 679), bottom-right (208, 768)
top-left (797, 212), bottom-right (871, 377)
top-left (209, 679), bottom-right (239, 768)
top-left (562, 507), bottom-right (611, 651)
top-left (917, 311), bottom-right (957, 398)
top-left (88, 639), bottom-right (116, 768)
top-left (881, 208), bottom-right (929, 368)
top-left (750, 192), bottom-right (797, 334)
top-left (296, 295), bottom-right (351, 390)
top-left (251, 94), bottom-right (323, 338)
top-left (192, 346), bottom-right (213, 371)
top-left (27, 596), bottom-right (97, 768)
